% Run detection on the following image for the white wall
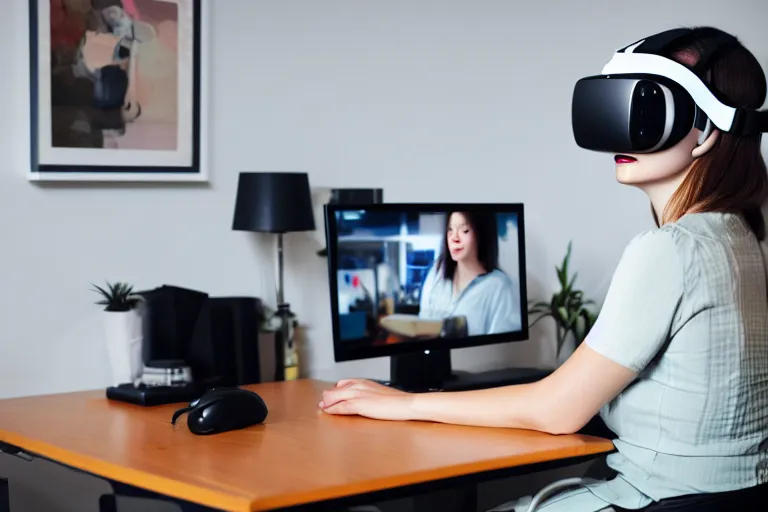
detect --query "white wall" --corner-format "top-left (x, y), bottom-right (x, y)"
top-left (1, 0), bottom-right (768, 401)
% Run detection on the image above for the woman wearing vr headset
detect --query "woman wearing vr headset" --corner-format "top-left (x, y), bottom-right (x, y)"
top-left (321, 26), bottom-right (768, 512)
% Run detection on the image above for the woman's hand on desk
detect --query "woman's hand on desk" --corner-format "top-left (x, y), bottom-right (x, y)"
top-left (318, 379), bottom-right (416, 421)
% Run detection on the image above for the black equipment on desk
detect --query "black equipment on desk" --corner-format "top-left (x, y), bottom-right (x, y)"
top-left (107, 381), bottom-right (201, 406)
top-left (140, 285), bottom-right (263, 388)
top-left (140, 285), bottom-right (209, 364)
top-left (106, 285), bottom-right (265, 406)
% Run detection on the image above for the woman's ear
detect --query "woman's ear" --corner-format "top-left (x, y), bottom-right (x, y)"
top-left (692, 128), bottom-right (720, 159)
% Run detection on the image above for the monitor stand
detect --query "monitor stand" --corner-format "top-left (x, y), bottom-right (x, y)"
top-left (379, 349), bottom-right (553, 393)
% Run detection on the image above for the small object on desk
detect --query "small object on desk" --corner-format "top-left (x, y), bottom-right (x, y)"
top-left (138, 359), bottom-right (194, 387)
top-left (106, 359), bottom-right (198, 406)
top-left (171, 387), bottom-right (268, 435)
top-left (106, 382), bottom-right (201, 406)
top-left (276, 303), bottom-right (300, 381)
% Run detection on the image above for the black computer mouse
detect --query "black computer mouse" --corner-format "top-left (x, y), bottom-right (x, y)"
top-left (187, 386), bottom-right (239, 409)
top-left (171, 387), bottom-right (268, 435)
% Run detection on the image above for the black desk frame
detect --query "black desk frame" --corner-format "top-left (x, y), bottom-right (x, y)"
top-left (99, 453), bottom-right (608, 512)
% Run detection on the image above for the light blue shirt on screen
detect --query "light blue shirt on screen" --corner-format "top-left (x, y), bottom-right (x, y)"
top-left (418, 264), bottom-right (522, 336)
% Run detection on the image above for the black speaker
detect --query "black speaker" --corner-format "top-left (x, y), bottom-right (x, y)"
top-left (137, 286), bottom-right (263, 387)
top-left (330, 188), bottom-right (383, 204)
top-left (318, 188), bottom-right (384, 256)
top-left (187, 297), bottom-right (263, 388)
top-left (138, 285), bottom-right (209, 364)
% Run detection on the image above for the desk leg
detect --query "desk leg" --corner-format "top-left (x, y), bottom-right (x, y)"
top-left (413, 484), bottom-right (477, 512)
top-left (462, 485), bottom-right (478, 512)
top-left (0, 478), bottom-right (9, 512)
top-left (99, 494), bottom-right (116, 512)
top-left (101, 483), bottom-right (221, 512)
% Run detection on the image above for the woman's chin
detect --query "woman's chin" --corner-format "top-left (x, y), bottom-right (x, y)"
top-left (615, 165), bottom-right (644, 185)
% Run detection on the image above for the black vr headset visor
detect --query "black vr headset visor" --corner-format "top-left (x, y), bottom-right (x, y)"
top-left (572, 28), bottom-right (768, 155)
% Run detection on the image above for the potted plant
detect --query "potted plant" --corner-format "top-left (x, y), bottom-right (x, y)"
top-left (93, 281), bottom-right (144, 386)
top-left (528, 242), bottom-right (599, 364)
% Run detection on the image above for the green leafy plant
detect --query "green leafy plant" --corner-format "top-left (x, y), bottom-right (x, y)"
top-left (528, 242), bottom-right (598, 359)
top-left (92, 281), bottom-right (143, 312)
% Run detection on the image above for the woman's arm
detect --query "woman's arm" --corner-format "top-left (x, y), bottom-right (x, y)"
top-left (408, 343), bottom-right (636, 434)
top-left (320, 342), bottom-right (637, 434)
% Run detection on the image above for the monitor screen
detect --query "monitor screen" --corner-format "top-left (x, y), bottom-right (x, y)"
top-left (325, 203), bottom-right (528, 362)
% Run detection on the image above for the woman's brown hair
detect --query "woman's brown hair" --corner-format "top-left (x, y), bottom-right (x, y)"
top-left (655, 27), bottom-right (768, 240)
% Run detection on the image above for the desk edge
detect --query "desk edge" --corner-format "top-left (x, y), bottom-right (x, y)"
top-left (0, 430), bottom-right (254, 512)
top-left (246, 437), bottom-right (615, 511)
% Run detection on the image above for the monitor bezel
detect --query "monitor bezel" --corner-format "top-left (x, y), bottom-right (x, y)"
top-left (325, 202), bottom-right (529, 363)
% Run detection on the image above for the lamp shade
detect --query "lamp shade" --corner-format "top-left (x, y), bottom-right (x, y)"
top-left (232, 172), bottom-right (316, 233)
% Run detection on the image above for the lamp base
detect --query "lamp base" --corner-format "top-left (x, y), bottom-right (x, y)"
top-left (274, 303), bottom-right (299, 381)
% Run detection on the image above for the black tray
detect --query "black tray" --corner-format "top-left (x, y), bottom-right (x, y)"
top-left (106, 383), bottom-right (201, 407)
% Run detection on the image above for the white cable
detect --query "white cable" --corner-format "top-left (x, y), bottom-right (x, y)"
top-left (525, 477), bottom-right (600, 512)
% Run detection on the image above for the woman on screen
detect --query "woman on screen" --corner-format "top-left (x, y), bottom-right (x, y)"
top-left (418, 211), bottom-right (522, 336)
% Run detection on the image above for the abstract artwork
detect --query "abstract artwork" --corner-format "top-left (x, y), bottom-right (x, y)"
top-left (29, 0), bottom-right (207, 181)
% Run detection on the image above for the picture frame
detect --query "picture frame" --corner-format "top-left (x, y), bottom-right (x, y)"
top-left (28, 0), bottom-right (209, 182)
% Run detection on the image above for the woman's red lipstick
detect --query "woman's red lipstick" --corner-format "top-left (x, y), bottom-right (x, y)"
top-left (614, 155), bottom-right (637, 164)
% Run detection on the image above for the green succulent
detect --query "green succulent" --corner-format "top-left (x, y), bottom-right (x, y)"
top-left (528, 241), bottom-right (598, 359)
top-left (92, 281), bottom-right (143, 312)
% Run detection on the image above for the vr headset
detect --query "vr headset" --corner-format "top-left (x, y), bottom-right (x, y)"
top-left (572, 27), bottom-right (768, 154)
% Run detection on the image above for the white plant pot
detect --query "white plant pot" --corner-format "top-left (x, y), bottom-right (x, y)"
top-left (102, 309), bottom-right (143, 386)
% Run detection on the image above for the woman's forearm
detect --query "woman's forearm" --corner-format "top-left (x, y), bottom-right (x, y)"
top-left (407, 380), bottom-right (571, 434)
top-left (406, 345), bottom-right (638, 435)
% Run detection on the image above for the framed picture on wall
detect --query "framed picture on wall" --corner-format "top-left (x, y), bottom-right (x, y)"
top-left (28, 0), bottom-right (209, 182)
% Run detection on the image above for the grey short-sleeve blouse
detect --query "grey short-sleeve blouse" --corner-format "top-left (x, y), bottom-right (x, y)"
top-left (531, 212), bottom-right (768, 511)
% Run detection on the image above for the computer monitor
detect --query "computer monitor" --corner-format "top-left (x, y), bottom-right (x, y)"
top-left (324, 203), bottom-right (529, 391)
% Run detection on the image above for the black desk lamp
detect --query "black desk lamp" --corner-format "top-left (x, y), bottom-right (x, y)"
top-left (232, 172), bottom-right (315, 381)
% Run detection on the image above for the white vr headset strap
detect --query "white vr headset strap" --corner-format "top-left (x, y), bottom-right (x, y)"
top-left (601, 52), bottom-right (737, 132)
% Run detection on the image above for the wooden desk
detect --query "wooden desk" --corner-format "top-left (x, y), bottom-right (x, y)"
top-left (0, 379), bottom-right (614, 512)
